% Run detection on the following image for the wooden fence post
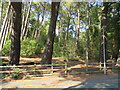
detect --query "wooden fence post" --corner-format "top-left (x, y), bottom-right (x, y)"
top-left (64, 60), bottom-right (67, 75)
top-left (34, 64), bottom-right (36, 76)
top-left (51, 63), bottom-right (53, 74)
top-left (112, 61), bottom-right (114, 71)
top-left (100, 62), bottom-right (102, 71)
top-left (86, 63), bottom-right (88, 72)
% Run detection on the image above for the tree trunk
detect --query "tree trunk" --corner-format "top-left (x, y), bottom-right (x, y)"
top-left (58, 21), bottom-right (61, 45)
top-left (100, 2), bottom-right (108, 62)
top-left (76, 9), bottom-right (80, 55)
top-left (100, 2), bottom-right (108, 74)
top-left (85, 3), bottom-right (89, 72)
top-left (65, 13), bottom-right (70, 41)
top-left (37, 9), bottom-right (45, 41)
top-left (3, 17), bottom-right (11, 45)
top-left (34, 13), bottom-right (40, 39)
top-left (9, 2), bottom-right (22, 65)
top-left (21, 1), bottom-right (31, 40)
top-left (41, 2), bottom-right (60, 64)
top-left (0, 0), bottom-right (2, 27)
top-left (21, 2), bottom-right (27, 37)
top-left (36, 15), bottom-right (44, 41)
top-left (24, 19), bottom-right (29, 38)
top-left (0, 19), bottom-right (9, 52)
top-left (0, 2), bottom-right (11, 52)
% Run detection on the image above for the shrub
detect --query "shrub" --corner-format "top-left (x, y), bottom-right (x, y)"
top-left (11, 68), bottom-right (23, 80)
top-left (0, 74), bottom-right (8, 79)
top-left (2, 39), bottom-right (41, 57)
top-left (53, 43), bottom-right (61, 57)
top-left (21, 39), bottom-right (37, 57)
top-left (2, 40), bottom-right (11, 56)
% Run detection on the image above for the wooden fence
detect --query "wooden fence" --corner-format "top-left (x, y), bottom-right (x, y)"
top-left (0, 62), bottom-right (67, 77)
top-left (86, 61), bottom-right (119, 73)
top-left (0, 61), bottom-right (119, 77)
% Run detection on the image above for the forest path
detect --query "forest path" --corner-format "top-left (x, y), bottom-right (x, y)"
top-left (1, 73), bottom-right (119, 89)
top-left (1, 56), bottom-right (119, 89)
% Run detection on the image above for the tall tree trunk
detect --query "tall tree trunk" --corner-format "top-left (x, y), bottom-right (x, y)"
top-left (58, 20), bottom-right (62, 55)
top-left (0, 0), bottom-right (2, 27)
top-left (41, 2), bottom-right (60, 64)
top-left (37, 9), bottom-right (45, 41)
top-left (9, 2), bottom-right (22, 65)
top-left (58, 21), bottom-right (61, 45)
top-left (21, 2), bottom-right (27, 36)
top-left (3, 17), bottom-right (11, 45)
top-left (0, 19), bottom-right (9, 53)
top-left (0, 2), bottom-right (11, 52)
top-left (76, 9), bottom-right (80, 56)
top-left (64, 12), bottom-right (70, 56)
top-left (100, 2), bottom-right (108, 74)
top-left (21, 1), bottom-right (31, 40)
top-left (24, 19), bottom-right (29, 38)
top-left (36, 2), bottom-right (45, 41)
top-left (85, 3), bottom-right (89, 72)
top-left (65, 13), bottom-right (70, 41)
top-left (34, 13), bottom-right (40, 39)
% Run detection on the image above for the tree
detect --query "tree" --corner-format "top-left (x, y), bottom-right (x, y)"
top-left (0, 0), bottom-right (2, 28)
top-left (85, 3), bottom-right (90, 72)
top-left (21, 1), bottom-right (31, 40)
top-left (0, 2), bottom-right (11, 53)
top-left (108, 2), bottom-right (120, 60)
top-left (100, 2), bottom-right (109, 74)
top-left (9, 2), bottom-right (22, 65)
top-left (41, 2), bottom-right (60, 64)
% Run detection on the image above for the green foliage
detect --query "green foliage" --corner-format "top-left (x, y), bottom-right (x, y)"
top-left (11, 68), bottom-right (23, 80)
top-left (0, 74), bottom-right (8, 79)
top-left (2, 40), bottom-right (11, 56)
top-left (23, 75), bottom-right (33, 79)
top-left (2, 39), bottom-right (42, 57)
top-left (65, 40), bottom-right (78, 59)
top-left (2, 2), bottom-right (120, 64)
top-left (21, 39), bottom-right (37, 57)
top-left (53, 43), bottom-right (60, 57)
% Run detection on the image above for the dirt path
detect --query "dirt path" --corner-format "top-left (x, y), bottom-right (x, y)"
top-left (1, 73), bottom-right (119, 89)
top-left (1, 57), bottom-right (119, 89)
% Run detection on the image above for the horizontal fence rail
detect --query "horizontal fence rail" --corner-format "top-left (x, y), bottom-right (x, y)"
top-left (86, 62), bottom-right (119, 73)
top-left (0, 62), bottom-right (68, 76)
top-left (0, 61), bottom-right (119, 77)
top-left (0, 64), bottom-right (66, 68)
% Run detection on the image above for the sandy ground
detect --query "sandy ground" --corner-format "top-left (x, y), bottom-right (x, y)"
top-left (0, 56), bottom-right (119, 89)
top-left (1, 72), bottom-right (119, 89)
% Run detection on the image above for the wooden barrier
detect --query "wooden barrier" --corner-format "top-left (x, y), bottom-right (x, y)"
top-left (0, 62), bottom-right (68, 76)
top-left (1, 61), bottom-right (119, 76)
top-left (87, 62), bottom-right (119, 73)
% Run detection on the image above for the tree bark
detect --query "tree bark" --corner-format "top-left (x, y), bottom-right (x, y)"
top-left (21, 1), bottom-right (31, 40)
top-left (9, 2), bottom-right (22, 65)
top-left (100, 2), bottom-right (108, 63)
top-left (85, 3), bottom-right (89, 72)
top-left (58, 20), bottom-right (61, 45)
top-left (24, 19), bottom-right (29, 38)
top-left (0, 19), bottom-right (9, 53)
top-left (37, 6), bottom-right (45, 41)
top-left (41, 2), bottom-right (60, 64)
top-left (100, 2), bottom-right (108, 74)
top-left (3, 17), bottom-right (11, 45)
top-left (34, 12), bottom-right (40, 39)
top-left (76, 9), bottom-right (80, 56)
top-left (0, 2), bottom-right (11, 52)
top-left (0, 0), bottom-right (2, 27)
top-left (65, 13), bottom-right (70, 41)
